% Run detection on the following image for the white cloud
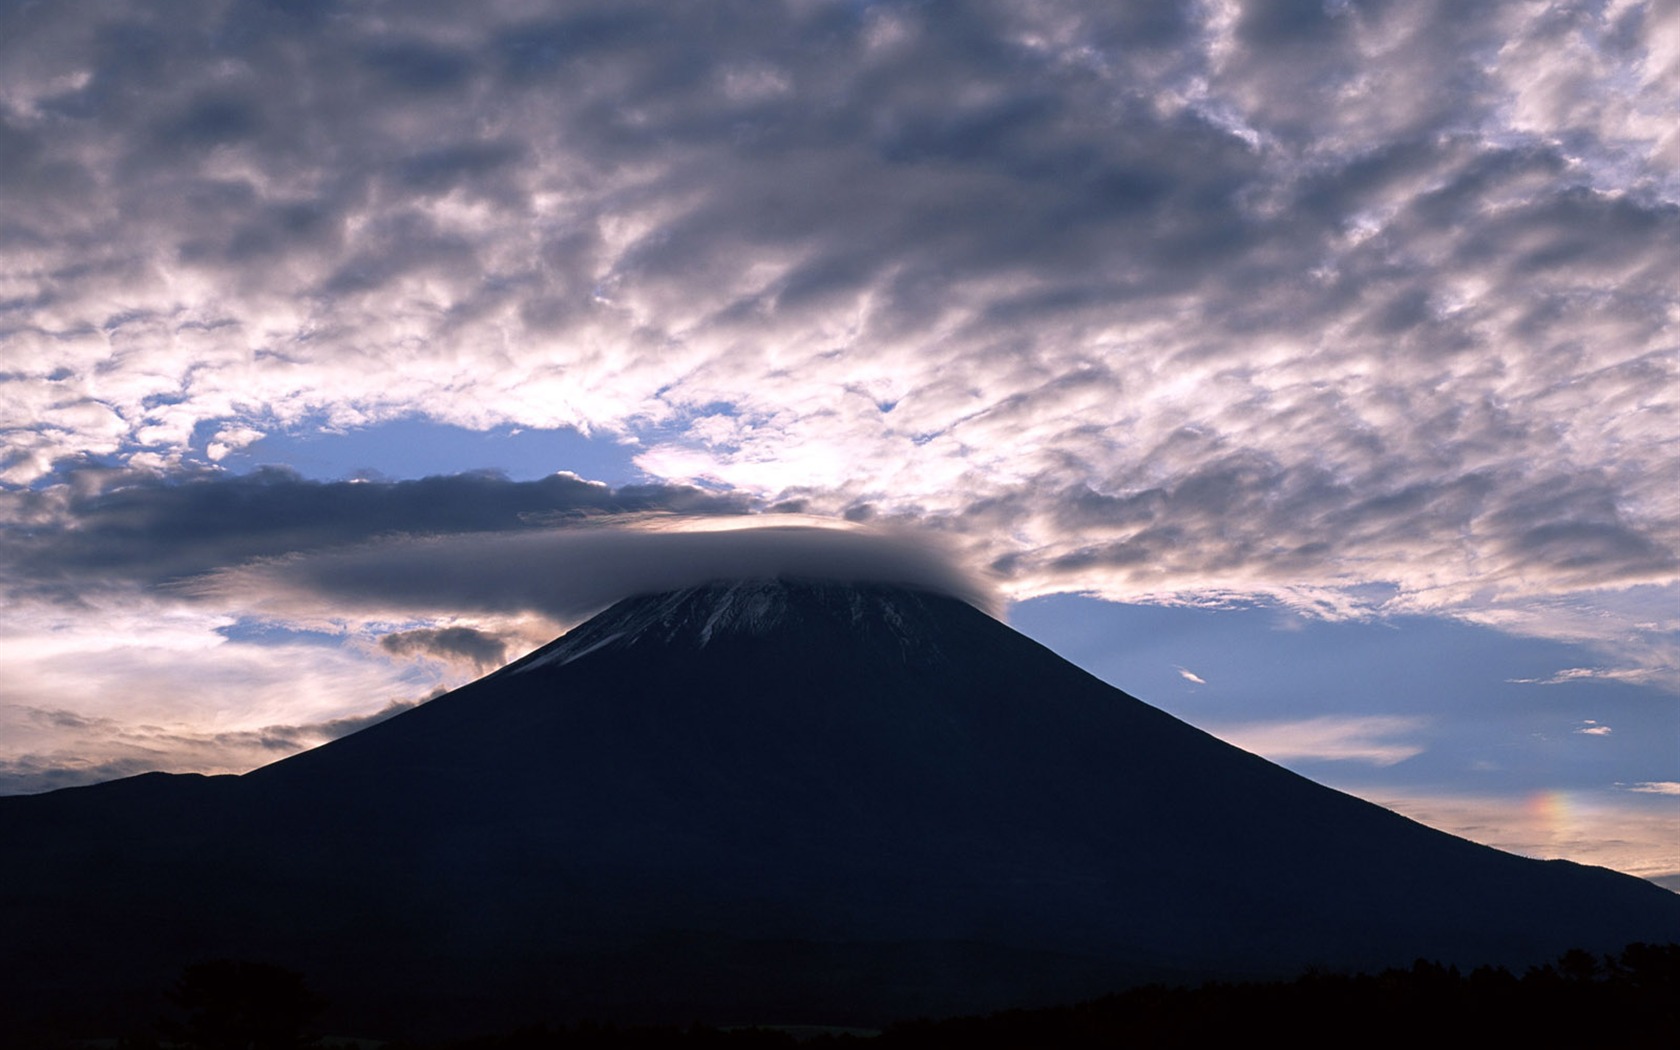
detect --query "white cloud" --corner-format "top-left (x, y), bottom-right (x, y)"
top-left (1207, 715), bottom-right (1428, 767)
top-left (1511, 668), bottom-right (1612, 685)
top-left (0, 603), bottom-right (459, 792)
top-left (1177, 667), bottom-right (1207, 685)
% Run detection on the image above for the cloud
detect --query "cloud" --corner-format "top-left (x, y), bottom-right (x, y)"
top-left (0, 463), bottom-right (990, 792)
top-left (0, 570), bottom-right (478, 796)
top-left (1508, 666), bottom-right (1666, 687)
top-left (0, 699), bottom-right (417, 795)
top-left (0, 465), bottom-right (750, 597)
top-left (194, 518), bottom-right (1000, 624)
top-left (1574, 720), bottom-right (1613, 736)
top-left (0, 1), bottom-right (1675, 666)
top-left (1627, 782), bottom-right (1680, 796)
top-left (1209, 715), bottom-right (1429, 767)
top-left (1177, 667), bottom-right (1207, 685)
top-left (379, 626), bottom-right (508, 670)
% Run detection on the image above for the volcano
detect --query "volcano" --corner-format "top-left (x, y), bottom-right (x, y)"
top-left (4, 580), bottom-right (1678, 1038)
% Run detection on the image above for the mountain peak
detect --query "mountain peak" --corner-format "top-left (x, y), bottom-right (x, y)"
top-left (7, 573), bottom-right (1680, 1037)
top-left (508, 578), bottom-right (971, 674)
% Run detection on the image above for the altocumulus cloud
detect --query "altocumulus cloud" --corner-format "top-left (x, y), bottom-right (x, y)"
top-left (4, 2), bottom-right (1678, 665)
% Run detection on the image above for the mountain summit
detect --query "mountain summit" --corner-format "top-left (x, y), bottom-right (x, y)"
top-left (505, 579), bottom-right (964, 668)
top-left (4, 579), bottom-right (1678, 1037)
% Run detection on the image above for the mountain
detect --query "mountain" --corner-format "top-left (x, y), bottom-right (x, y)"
top-left (3, 579), bottom-right (1678, 1039)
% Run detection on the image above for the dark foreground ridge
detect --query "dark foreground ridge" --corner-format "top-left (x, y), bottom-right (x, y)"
top-left (90, 943), bottom-right (1680, 1049)
top-left (4, 580), bottom-right (1679, 1042)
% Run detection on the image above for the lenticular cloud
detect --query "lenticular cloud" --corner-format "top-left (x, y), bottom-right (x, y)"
top-left (196, 519), bottom-right (1001, 623)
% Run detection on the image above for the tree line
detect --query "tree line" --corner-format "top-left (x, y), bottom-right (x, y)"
top-left (74, 942), bottom-right (1680, 1049)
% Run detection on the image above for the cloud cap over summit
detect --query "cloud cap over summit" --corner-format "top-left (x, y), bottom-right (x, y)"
top-left (198, 518), bottom-right (1001, 623)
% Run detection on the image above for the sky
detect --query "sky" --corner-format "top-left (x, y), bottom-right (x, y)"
top-left (2, 0), bottom-right (1678, 887)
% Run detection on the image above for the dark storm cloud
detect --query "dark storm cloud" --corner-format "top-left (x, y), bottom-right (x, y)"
top-left (0, 466), bottom-right (749, 597)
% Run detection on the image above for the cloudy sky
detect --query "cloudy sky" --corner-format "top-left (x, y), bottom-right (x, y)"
top-left (3, 0), bottom-right (1679, 887)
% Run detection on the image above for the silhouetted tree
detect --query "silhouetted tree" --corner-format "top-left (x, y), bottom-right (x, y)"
top-left (160, 959), bottom-right (323, 1050)
top-left (1555, 947), bottom-right (1604, 983)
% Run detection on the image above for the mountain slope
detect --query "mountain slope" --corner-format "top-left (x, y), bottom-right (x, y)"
top-left (3, 580), bottom-right (1677, 1037)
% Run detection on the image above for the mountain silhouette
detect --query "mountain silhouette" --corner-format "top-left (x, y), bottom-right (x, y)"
top-left (3, 580), bottom-right (1678, 1039)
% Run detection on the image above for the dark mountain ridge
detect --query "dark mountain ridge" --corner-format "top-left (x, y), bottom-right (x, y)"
top-left (3, 580), bottom-right (1677, 1038)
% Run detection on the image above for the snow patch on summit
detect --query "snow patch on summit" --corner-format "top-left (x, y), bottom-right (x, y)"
top-left (698, 583), bottom-right (780, 646)
top-left (508, 579), bottom-right (956, 674)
